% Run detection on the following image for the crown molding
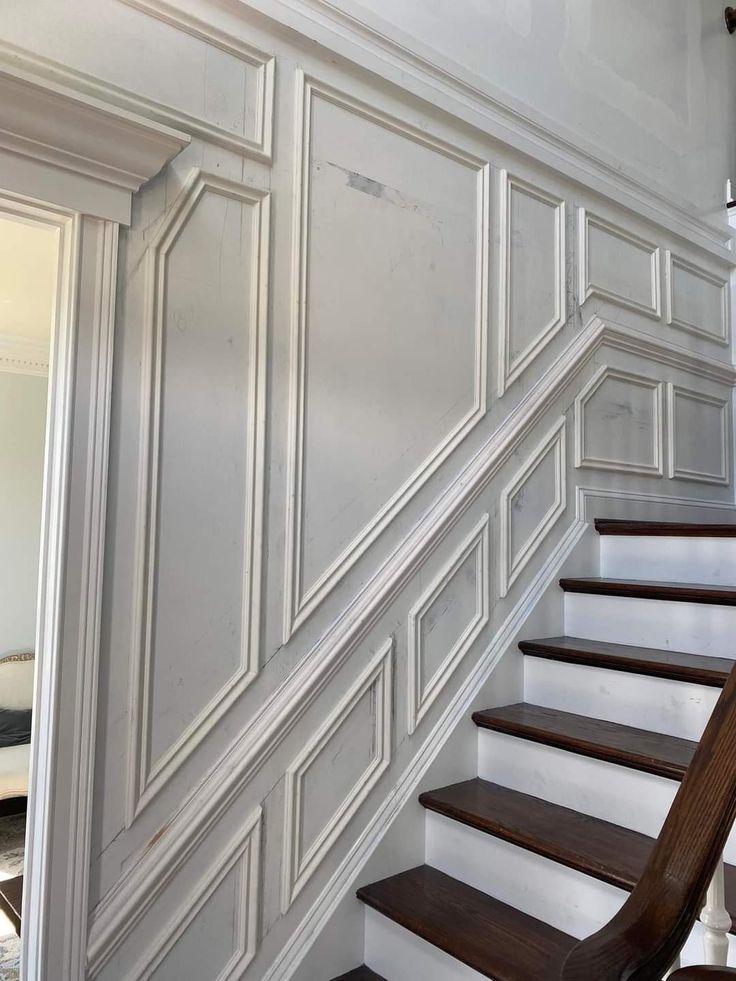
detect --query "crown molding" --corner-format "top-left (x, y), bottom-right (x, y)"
top-left (0, 57), bottom-right (189, 223)
top-left (0, 332), bottom-right (50, 377)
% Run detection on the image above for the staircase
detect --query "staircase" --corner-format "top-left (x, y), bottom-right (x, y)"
top-left (332, 519), bottom-right (736, 981)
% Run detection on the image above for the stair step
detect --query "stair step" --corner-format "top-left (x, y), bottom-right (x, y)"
top-left (472, 703), bottom-right (695, 780)
top-left (560, 577), bottom-right (736, 606)
top-left (520, 636), bottom-right (731, 687)
top-left (595, 518), bottom-right (736, 537)
top-left (357, 865), bottom-right (576, 981)
top-left (332, 969), bottom-right (387, 981)
top-left (419, 778), bottom-right (736, 934)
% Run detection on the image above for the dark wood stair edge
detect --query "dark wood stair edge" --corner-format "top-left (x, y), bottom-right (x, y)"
top-left (560, 578), bottom-right (736, 607)
top-left (596, 518), bottom-right (736, 537)
top-left (331, 968), bottom-right (387, 981)
top-left (472, 708), bottom-right (690, 781)
top-left (519, 638), bottom-right (731, 687)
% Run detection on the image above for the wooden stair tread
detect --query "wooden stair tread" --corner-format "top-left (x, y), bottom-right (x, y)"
top-left (472, 703), bottom-right (695, 780)
top-left (560, 577), bottom-right (736, 606)
top-left (520, 636), bottom-right (732, 687)
top-left (419, 778), bottom-right (736, 934)
top-left (595, 518), bottom-right (736, 537)
top-left (357, 864), bottom-right (576, 981)
top-left (331, 968), bottom-right (387, 981)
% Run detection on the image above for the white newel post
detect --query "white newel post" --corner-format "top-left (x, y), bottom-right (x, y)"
top-left (700, 858), bottom-right (731, 965)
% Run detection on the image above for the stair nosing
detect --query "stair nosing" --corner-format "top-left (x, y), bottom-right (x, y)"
top-left (519, 636), bottom-right (731, 687)
top-left (595, 518), bottom-right (736, 537)
top-left (560, 577), bottom-right (736, 607)
top-left (472, 703), bottom-right (693, 781)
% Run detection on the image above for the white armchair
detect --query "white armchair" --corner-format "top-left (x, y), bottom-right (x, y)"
top-left (0, 654), bottom-right (34, 801)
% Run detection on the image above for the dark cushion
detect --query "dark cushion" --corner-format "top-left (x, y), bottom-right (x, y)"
top-left (0, 709), bottom-right (31, 748)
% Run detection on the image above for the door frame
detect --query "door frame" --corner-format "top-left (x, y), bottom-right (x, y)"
top-left (0, 56), bottom-right (188, 981)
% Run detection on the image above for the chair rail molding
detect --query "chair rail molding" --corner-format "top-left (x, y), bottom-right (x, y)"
top-left (0, 332), bottom-right (50, 377)
top-left (0, 54), bottom-right (189, 224)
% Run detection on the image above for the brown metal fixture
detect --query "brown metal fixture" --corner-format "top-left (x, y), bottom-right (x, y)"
top-left (726, 7), bottom-right (736, 33)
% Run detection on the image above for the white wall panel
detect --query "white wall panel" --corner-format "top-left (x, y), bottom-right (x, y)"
top-left (579, 209), bottom-right (660, 318)
top-left (666, 251), bottom-right (730, 346)
top-left (668, 383), bottom-right (730, 485)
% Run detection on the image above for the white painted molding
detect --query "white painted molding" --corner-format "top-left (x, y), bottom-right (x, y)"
top-left (0, 56), bottom-right (189, 224)
top-left (118, 0), bottom-right (275, 160)
top-left (667, 383), bottom-right (731, 486)
top-left (283, 70), bottom-right (490, 642)
top-left (195, 0), bottom-right (732, 257)
top-left (665, 250), bottom-right (731, 347)
top-left (0, 332), bottom-right (49, 376)
top-left (124, 805), bottom-right (262, 981)
top-left (497, 170), bottom-right (566, 396)
top-left (500, 418), bottom-right (566, 596)
top-left (125, 168), bottom-right (270, 823)
top-left (86, 314), bottom-right (736, 976)
top-left (576, 485), bottom-right (736, 524)
top-left (574, 365), bottom-right (664, 477)
top-left (407, 515), bottom-right (490, 735)
top-left (578, 208), bottom-right (662, 320)
top-left (281, 639), bottom-right (393, 912)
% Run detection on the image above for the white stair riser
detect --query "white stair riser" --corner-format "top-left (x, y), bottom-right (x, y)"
top-left (478, 729), bottom-right (736, 865)
top-left (364, 907), bottom-right (487, 981)
top-left (426, 811), bottom-right (624, 939)
top-left (524, 656), bottom-right (719, 741)
top-left (601, 536), bottom-right (736, 585)
top-left (564, 592), bottom-right (736, 657)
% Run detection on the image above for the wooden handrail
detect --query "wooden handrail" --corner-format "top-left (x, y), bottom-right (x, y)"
top-left (670, 969), bottom-right (736, 979)
top-left (560, 664), bottom-right (736, 980)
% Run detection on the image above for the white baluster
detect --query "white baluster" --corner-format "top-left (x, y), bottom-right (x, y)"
top-left (700, 857), bottom-right (732, 965)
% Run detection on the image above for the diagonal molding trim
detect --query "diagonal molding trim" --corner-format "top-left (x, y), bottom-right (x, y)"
top-left (281, 639), bottom-right (393, 912)
top-left (407, 515), bottom-right (490, 735)
top-left (500, 418), bottom-right (566, 597)
top-left (126, 168), bottom-right (270, 823)
top-left (86, 314), bottom-right (736, 977)
top-left (497, 170), bottom-right (566, 396)
top-left (283, 70), bottom-right (490, 642)
top-left (123, 805), bottom-right (262, 981)
top-left (574, 366), bottom-right (664, 477)
top-left (0, 332), bottom-right (50, 376)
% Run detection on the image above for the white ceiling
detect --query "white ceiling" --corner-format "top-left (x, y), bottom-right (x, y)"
top-left (0, 214), bottom-right (58, 346)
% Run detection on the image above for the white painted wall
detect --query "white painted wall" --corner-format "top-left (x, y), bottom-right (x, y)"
top-left (0, 373), bottom-right (47, 655)
top-left (328, 0), bottom-right (736, 218)
top-left (1, 2), bottom-right (735, 979)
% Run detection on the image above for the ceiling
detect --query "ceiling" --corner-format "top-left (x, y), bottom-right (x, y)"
top-left (0, 214), bottom-right (58, 346)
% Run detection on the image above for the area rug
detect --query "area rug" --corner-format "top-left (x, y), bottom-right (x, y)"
top-left (0, 814), bottom-right (25, 981)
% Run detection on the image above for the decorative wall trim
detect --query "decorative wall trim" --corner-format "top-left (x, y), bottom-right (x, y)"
top-left (261, 513), bottom-right (591, 981)
top-left (125, 805), bottom-right (261, 981)
top-left (0, 14), bottom-right (273, 167)
top-left (578, 208), bottom-right (661, 320)
top-left (407, 515), bottom-right (490, 735)
top-left (498, 170), bottom-right (566, 396)
top-left (500, 418), bottom-right (566, 596)
top-left (0, 53), bottom-right (189, 224)
top-left (667, 383), bottom-right (730, 486)
top-left (665, 250), bottom-right (730, 347)
top-left (86, 315), bottom-right (736, 976)
top-left (126, 169), bottom-right (270, 822)
top-left (0, 333), bottom-right (49, 376)
top-left (574, 365), bottom-right (664, 477)
top-left (281, 639), bottom-right (393, 912)
top-left (118, 0), bottom-right (275, 160)
top-left (576, 485), bottom-right (736, 523)
top-left (283, 70), bottom-right (490, 642)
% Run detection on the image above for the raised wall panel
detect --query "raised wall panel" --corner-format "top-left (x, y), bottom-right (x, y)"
top-left (667, 384), bottom-right (730, 485)
top-left (281, 639), bottom-right (393, 911)
top-left (407, 515), bottom-right (490, 734)
top-left (127, 170), bottom-right (270, 820)
top-left (665, 251), bottom-right (730, 346)
top-left (575, 366), bottom-right (663, 476)
top-left (500, 419), bottom-right (566, 596)
top-left (118, 0), bottom-right (275, 160)
top-left (498, 171), bottom-right (565, 394)
top-left (129, 807), bottom-right (261, 981)
top-left (578, 209), bottom-right (660, 319)
top-left (284, 73), bottom-right (490, 639)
